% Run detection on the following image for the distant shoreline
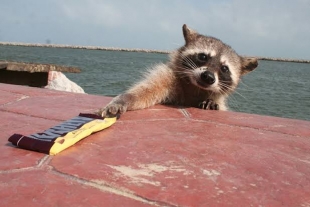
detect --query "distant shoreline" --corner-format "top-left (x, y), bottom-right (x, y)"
top-left (1, 42), bottom-right (310, 63)
top-left (0, 42), bottom-right (169, 54)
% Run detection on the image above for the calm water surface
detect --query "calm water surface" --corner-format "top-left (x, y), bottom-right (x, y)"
top-left (0, 45), bottom-right (309, 121)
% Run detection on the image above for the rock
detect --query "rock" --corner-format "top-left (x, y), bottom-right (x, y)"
top-left (0, 61), bottom-right (81, 73)
top-left (44, 71), bottom-right (85, 94)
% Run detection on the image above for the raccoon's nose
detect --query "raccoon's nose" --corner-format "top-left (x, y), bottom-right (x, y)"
top-left (201, 71), bottom-right (215, 85)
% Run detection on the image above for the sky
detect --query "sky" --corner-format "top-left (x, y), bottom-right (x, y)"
top-left (1, 0), bottom-right (310, 59)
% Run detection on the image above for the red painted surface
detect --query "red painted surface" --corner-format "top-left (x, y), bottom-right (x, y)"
top-left (1, 83), bottom-right (310, 207)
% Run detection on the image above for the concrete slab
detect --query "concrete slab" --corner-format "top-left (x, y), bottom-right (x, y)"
top-left (0, 111), bottom-right (57, 171)
top-left (0, 169), bottom-right (152, 207)
top-left (1, 83), bottom-right (310, 207)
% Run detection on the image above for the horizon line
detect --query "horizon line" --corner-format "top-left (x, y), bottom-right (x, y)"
top-left (1, 41), bottom-right (309, 63)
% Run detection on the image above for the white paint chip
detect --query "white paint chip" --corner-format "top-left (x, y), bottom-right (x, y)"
top-left (107, 163), bottom-right (192, 187)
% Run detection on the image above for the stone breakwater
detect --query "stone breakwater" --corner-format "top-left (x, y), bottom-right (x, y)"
top-left (0, 61), bottom-right (84, 93)
top-left (1, 42), bottom-right (310, 63)
top-left (254, 56), bottom-right (310, 64)
top-left (0, 42), bottom-right (169, 54)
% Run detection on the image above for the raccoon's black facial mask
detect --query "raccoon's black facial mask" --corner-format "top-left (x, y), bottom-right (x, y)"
top-left (181, 53), bottom-right (211, 69)
top-left (218, 65), bottom-right (233, 89)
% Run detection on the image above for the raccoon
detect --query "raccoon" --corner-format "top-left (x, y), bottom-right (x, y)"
top-left (98, 24), bottom-right (258, 117)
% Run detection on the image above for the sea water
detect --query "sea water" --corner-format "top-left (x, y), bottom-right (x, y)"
top-left (0, 45), bottom-right (309, 121)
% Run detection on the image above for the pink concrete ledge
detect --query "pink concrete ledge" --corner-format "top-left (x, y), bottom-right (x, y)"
top-left (0, 83), bottom-right (310, 207)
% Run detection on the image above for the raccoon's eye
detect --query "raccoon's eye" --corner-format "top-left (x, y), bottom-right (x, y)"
top-left (197, 53), bottom-right (208, 62)
top-left (221, 65), bottom-right (229, 73)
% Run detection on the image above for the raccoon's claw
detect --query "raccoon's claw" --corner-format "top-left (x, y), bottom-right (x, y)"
top-left (199, 99), bottom-right (219, 110)
top-left (96, 104), bottom-right (127, 118)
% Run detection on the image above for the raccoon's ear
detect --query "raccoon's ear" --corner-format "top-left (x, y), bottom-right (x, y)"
top-left (182, 24), bottom-right (198, 45)
top-left (240, 57), bottom-right (258, 75)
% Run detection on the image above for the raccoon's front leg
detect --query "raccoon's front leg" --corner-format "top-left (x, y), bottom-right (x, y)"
top-left (199, 99), bottom-right (219, 110)
top-left (97, 64), bottom-right (175, 117)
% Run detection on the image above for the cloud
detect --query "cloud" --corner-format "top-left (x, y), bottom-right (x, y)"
top-left (60, 0), bottom-right (123, 27)
top-left (0, 0), bottom-right (310, 59)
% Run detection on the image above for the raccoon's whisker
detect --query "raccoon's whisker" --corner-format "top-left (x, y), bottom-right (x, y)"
top-left (239, 80), bottom-right (252, 89)
top-left (174, 69), bottom-right (194, 79)
top-left (235, 80), bottom-right (256, 92)
top-left (175, 57), bottom-right (194, 70)
top-left (233, 87), bottom-right (255, 92)
top-left (174, 68), bottom-right (192, 76)
top-left (217, 87), bottom-right (240, 110)
top-left (183, 57), bottom-right (197, 69)
top-left (218, 84), bottom-right (247, 106)
top-left (220, 80), bottom-right (253, 92)
top-left (220, 83), bottom-right (248, 101)
top-left (174, 66), bottom-right (194, 75)
top-left (178, 59), bottom-right (195, 70)
top-left (174, 66), bottom-right (192, 72)
top-left (218, 83), bottom-right (236, 94)
top-left (178, 52), bottom-right (197, 70)
top-left (225, 91), bottom-right (241, 111)
top-left (218, 86), bottom-right (230, 96)
top-left (231, 90), bottom-right (247, 101)
top-left (218, 83), bottom-right (234, 92)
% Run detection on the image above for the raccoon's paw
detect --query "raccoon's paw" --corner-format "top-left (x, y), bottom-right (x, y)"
top-left (199, 99), bottom-right (219, 110)
top-left (96, 103), bottom-right (128, 118)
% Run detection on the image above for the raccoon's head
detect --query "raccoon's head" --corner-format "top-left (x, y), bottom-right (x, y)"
top-left (172, 24), bottom-right (258, 95)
